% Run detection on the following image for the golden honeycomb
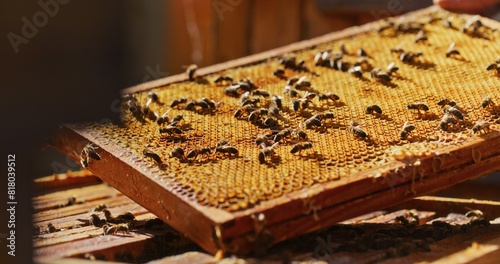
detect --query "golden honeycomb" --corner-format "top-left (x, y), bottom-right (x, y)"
top-left (90, 11), bottom-right (500, 212)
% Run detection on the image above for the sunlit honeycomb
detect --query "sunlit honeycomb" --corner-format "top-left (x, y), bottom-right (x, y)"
top-left (90, 11), bottom-right (500, 212)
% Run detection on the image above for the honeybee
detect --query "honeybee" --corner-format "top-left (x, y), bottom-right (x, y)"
top-left (302, 91), bottom-right (316, 101)
top-left (84, 144), bottom-right (100, 160)
top-left (349, 121), bottom-right (367, 138)
top-left (290, 142), bottom-right (313, 154)
top-left (103, 210), bottom-right (135, 224)
top-left (103, 223), bottom-right (130, 235)
top-left (471, 120), bottom-right (491, 134)
top-left (263, 117), bottom-right (278, 127)
top-left (465, 210), bottom-right (484, 220)
top-left (156, 110), bottom-right (171, 125)
top-left (336, 60), bottom-right (350, 72)
top-left (319, 92), bottom-right (340, 102)
top-left (186, 64), bottom-right (198, 81)
top-left (143, 93), bottom-right (159, 117)
top-left (279, 54), bottom-right (297, 69)
top-left (273, 128), bottom-right (292, 143)
top-left (407, 102), bottom-right (429, 112)
top-left (224, 86), bottom-right (242, 97)
top-left (214, 75), bottom-right (233, 84)
top-left (486, 62), bottom-right (499, 73)
top-left (47, 223), bottom-right (58, 233)
top-left (366, 104), bottom-right (382, 115)
top-left (314, 51), bottom-right (327, 66)
top-left (304, 116), bottom-right (322, 129)
top-left (186, 99), bottom-right (208, 110)
top-left (390, 47), bottom-right (405, 54)
top-left (143, 148), bottom-right (162, 164)
top-left (339, 42), bottom-right (348, 55)
top-left (216, 145), bottom-right (238, 156)
top-left (399, 122), bottom-right (416, 140)
top-left (102, 209), bottom-right (113, 222)
top-left (268, 106), bottom-right (280, 116)
top-left (439, 113), bottom-right (457, 131)
top-left (371, 68), bottom-right (391, 83)
top-left (90, 214), bottom-right (102, 227)
top-left (159, 125), bottom-right (182, 135)
top-left (93, 204), bottom-right (107, 212)
top-left (437, 98), bottom-right (457, 107)
top-left (240, 77), bottom-right (258, 90)
top-left (283, 85), bottom-right (300, 97)
top-left (170, 147), bottom-right (185, 159)
top-left (481, 95), bottom-right (494, 108)
top-left (295, 76), bottom-right (311, 89)
top-left (248, 108), bottom-right (268, 123)
top-left (253, 89), bottom-right (270, 97)
top-left (186, 98), bottom-right (216, 111)
top-left (80, 143), bottom-right (100, 168)
top-left (414, 30), bottom-right (427, 43)
top-left (387, 62), bottom-right (399, 75)
top-left (258, 142), bottom-right (278, 164)
top-left (399, 51), bottom-right (423, 63)
top-left (126, 96), bottom-right (141, 113)
top-left (215, 141), bottom-right (238, 156)
top-left (271, 95), bottom-right (283, 108)
top-left (170, 98), bottom-right (187, 108)
top-left (201, 98), bottom-right (217, 109)
top-left (348, 66), bottom-right (363, 77)
top-left (445, 42), bottom-right (460, 58)
top-left (357, 48), bottom-right (367, 57)
top-left (329, 55), bottom-right (343, 69)
top-left (273, 69), bottom-right (285, 79)
top-left (292, 127), bottom-right (308, 140)
top-left (234, 105), bottom-right (255, 119)
top-left (314, 111), bottom-right (335, 121)
top-left (255, 134), bottom-right (272, 146)
top-left (186, 147), bottom-right (212, 159)
top-left (462, 16), bottom-right (483, 35)
top-left (353, 57), bottom-right (372, 71)
top-left (241, 97), bottom-right (260, 107)
top-left (169, 114), bottom-right (183, 126)
top-left (287, 77), bottom-right (299, 85)
top-left (443, 17), bottom-right (453, 29)
top-left (291, 98), bottom-right (310, 111)
top-left (443, 105), bottom-right (464, 120)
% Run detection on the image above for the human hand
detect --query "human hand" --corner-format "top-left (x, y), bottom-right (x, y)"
top-left (434, 0), bottom-right (500, 14)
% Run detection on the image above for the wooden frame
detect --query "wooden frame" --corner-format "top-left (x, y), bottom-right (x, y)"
top-left (50, 6), bottom-right (500, 254)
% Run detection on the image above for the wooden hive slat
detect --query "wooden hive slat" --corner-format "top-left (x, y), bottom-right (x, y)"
top-left (50, 6), bottom-right (500, 254)
top-left (33, 171), bottom-right (500, 263)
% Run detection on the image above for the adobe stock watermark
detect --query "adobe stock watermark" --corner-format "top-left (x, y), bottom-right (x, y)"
top-left (313, 234), bottom-right (334, 259)
top-left (370, 0), bottom-right (406, 20)
top-left (142, 63), bottom-right (169, 82)
top-left (7, 0), bottom-right (71, 54)
top-left (50, 63), bottom-right (168, 174)
top-left (212, 0), bottom-right (242, 21)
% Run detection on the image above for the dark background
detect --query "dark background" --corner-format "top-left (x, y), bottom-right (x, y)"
top-left (4, 0), bottom-right (500, 263)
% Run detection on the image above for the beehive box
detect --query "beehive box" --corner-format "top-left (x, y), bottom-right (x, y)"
top-left (51, 6), bottom-right (500, 255)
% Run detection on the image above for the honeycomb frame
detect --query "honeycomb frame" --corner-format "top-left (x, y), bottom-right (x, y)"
top-left (52, 6), bottom-right (500, 254)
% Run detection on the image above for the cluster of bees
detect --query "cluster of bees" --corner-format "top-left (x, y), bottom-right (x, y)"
top-left (143, 139), bottom-right (238, 166)
top-left (88, 209), bottom-right (136, 235)
top-left (39, 209), bottom-right (166, 236)
top-left (320, 210), bottom-right (490, 259)
top-left (92, 12), bottom-right (499, 175)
